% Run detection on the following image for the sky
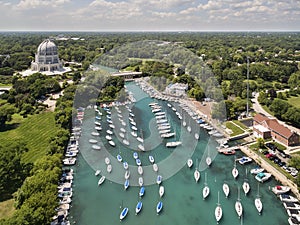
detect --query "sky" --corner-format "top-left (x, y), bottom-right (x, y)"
top-left (0, 0), bottom-right (299, 31)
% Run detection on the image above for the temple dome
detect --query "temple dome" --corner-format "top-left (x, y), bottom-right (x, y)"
top-left (37, 39), bottom-right (58, 55)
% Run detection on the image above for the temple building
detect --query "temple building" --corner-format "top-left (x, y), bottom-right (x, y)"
top-left (31, 39), bottom-right (63, 72)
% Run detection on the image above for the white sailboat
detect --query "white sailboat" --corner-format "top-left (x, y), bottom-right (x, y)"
top-left (215, 191), bottom-right (223, 223)
top-left (232, 157), bottom-right (239, 179)
top-left (223, 182), bottom-right (230, 198)
top-left (194, 159), bottom-right (200, 183)
top-left (159, 185), bottom-right (165, 198)
top-left (202, 172), bottom-right (210, 200)
top-left (235, 186), bottom-right (243, 218)
top-left (255, 183), bottom-right (263, 215)
top-left (206, 147), bottom-right (212, 167)
top-left (187, 158), bottom-right (193, 168)
top-left (242, 168), bottom-right (250, 195)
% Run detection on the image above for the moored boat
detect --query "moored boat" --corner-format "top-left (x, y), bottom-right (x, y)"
top-left (153, 163), bottom-right (159, 172)
top-left (135, 201), bottom-right (143, 215)
top-left (280, 194), bottom-right (299, 203)
top-left (238, 156), bottom-right (253, 165)
top-left (124, 179), bottom-right (129, 190)
top-left (138, 177), bottom-right (144, 187)
top-left (109, 140), bottom-right (115, 147)
top-left (105, 157), bottom-right (110, 165)
top-left (98, 176), bottom-right (105, 186)
top-left (215, 191), bottom-right (222, 223)
top-left (272, 185), bottom-right (291, 195)
top-left (149, 155), bottom-right (155, 164)
top-left (107, 164), bottom-right (112, 173)
top-left (187, 158), bottom-right (193, 168)
top-left (223, 183), bottom-right (230, 198)
top-left (157, 175), bottom-right (162, 185)
top-left (138, 166), bottom-right (143, 175)
top-left (235, 187), bottom-right (243, 218)
top-left (95, 170), bottom-right (101, 176)
top-left (120, 207), bottom-right (128, 221)
top-left (203, 173), bottom-right (210, 200)
top-left (156, 201), bottom-right (163, 214)
top-left (139, 186), bottom-right (145, 197)
top-left (255, 172), bottom-right (272, 183)
top-left (250, 166), bottom-right (264, 175)
top-left (125, 170), bottom-right (130, 179)
top-left (123, 161), bottom-right (129, 170)
top-left (117, 154), bottom-right (122, 162)
top-left (159, 185), bottom-right (164, 198)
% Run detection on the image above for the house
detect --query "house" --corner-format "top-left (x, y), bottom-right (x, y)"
top-left (253, 113), bottom-right (300, 146)
top-left (164, 83), bottom-right (188, 97)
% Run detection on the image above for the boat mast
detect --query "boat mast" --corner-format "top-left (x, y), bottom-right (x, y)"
top-left (246, 56), bottom-right (250, 117)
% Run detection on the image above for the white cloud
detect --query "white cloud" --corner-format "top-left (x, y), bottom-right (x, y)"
top-left (16, 0), bottom-right (70, 10)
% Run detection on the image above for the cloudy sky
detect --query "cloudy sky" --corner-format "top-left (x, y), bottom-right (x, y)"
top-left (0, 0), bottom-right (299, 31)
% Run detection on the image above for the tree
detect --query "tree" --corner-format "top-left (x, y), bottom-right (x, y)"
top-left (269, 98), bottom-right (290, 119)
top-left (257, 137), bottom-right (265, 148)
top-left (0, 103), bottom-right (15, 127)
top-left (288, 72), bottom-right (300, 90)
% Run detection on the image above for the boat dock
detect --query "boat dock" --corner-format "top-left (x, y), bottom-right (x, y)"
top-left (239, 145), bottom-right (300, 200)
top-left (217, 146), bottom-right (240, 154)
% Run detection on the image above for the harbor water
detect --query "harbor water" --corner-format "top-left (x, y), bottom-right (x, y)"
top-left (69, 81), bottom-right (288, 225)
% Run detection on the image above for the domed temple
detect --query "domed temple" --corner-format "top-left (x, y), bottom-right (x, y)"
top-left (31, 39), bottom-right (63, 72)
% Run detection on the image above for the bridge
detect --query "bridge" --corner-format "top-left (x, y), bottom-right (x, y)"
top-left (111, 71), bottom-right (142, 80)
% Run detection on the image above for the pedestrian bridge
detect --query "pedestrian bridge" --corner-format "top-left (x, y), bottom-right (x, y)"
top-left (111, 71), bottom-right (142, 80)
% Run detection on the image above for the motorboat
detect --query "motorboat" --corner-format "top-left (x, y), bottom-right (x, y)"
top-left (125, 170), bottom-right (130, 179)
top-left (138, 177), bottom-right (144, 187)
top-left (139, 186), bottom-right (145, 197)
top-left (105, 157), bottom-right (110, 165)
top-left (149, 155), bottom-right (155, 164)
top-left (107, 164), bottom-right (112, 173)
top-left (136, 158), bottom-right (142, 166)
top-left (117, 154), bottom-right (122, 162)
top-left (119, 132), bottom-right (125, 139)
top-left (122, 139), bottom-right (130, 146)
top-left (135, 201), bottom-right (143, 215)
top-left (238, 156), bottom-right (253, 165)
top-left (137, 137), bottom-right (144, 143)
top-left (203, 173), bottom-right (210, 200)
top-left (133, 152), bottom-right (138, 159)
top-left (123, 161), bottom-right (129, 170)
top-left (89, 139), bottom-right (98, 144)
top-left (124, 179), bottom-right (130, 190)
top-left (91, 131), bottom-right (100, 136)
top-left (280, 194), bottom-right (299, 203)
top-left (195, 133), bottom-right (199, 140)
top-left (109, 124), bottom-right (115, 129)
top-left (120, 207), bottom-right (128, 221)
top-left (131, 131), bottom-right (137, 137)
top-left (235, 187), bottom-right (243, 218)
top-left (250, 167), bottom-right (264, 175)
top-left (98, 176), bottom-right (105, 186)
top-left (255, 172), bottom-right (272, 183)
top-left (138, 166), bottom-right (143, 175)
top-left (288, 216), bottom-right (300, 225)
top-left (105, 135), bottom-right (112, 141)
top-left (138, 144), bottom-right (145, 151)
top-left (131, 126), bottom-right (138, 131)
top-left (106, 130), bottom-right (113, 135)
top-left (95, 170), bottom-right (101, 176)
top-left (157, 175), bottom-right (162, 185)
top-left (215, 192), bottom-right (222, 223)
top-left (272, 185), bottom-right (291, 195)
top-left (166, 141), bottom-right (182, 147)
top-left (153, 163), bottom-right (159, 172)
top-left (92, 145), bottom-right (101, 150)
top-left (63, 158), bottom-right (76, 166)
top-left (223, 183), bottom-right (230, 198)
top-left (159, 185), bottom-right (164, 198)
top-left (156, 201), bottom-right (163, 214)
top-left (109, 140), bottom-right (116, 147)
top-left (187, 158), bottom-right (193, 168)
top-left (120, 127), bottom-right (126, 133)
top-left (284, 202), bottom-right (300, 210)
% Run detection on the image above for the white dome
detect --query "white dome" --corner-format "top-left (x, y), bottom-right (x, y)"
top-left (37, 39), bottom-right (58, 55)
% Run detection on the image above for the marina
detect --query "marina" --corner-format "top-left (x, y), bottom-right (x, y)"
top-left (68, 81), bottom-right (289, 225)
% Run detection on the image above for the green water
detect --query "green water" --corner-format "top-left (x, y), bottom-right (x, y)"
top-left (69, 82), bottom-right (288, 225)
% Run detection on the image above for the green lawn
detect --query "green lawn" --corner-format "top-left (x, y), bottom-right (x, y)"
top-left (0, 199), bottom-right (15, 220)
top-left (232, 120), bottom-right (249, 130)
top-left (262, 105), bottom-right (274, 116)
top-left (225, 121), bottom-right (245, 137)
top-left (0, 112), bottom-right (59, 163)
top-left (288, 96), bottom-right (300, 109)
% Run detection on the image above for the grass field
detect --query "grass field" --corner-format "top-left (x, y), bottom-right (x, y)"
top-left (288, 95), bottom-right (300, 109)
top-left (0, 199), bottom-right (15, 220)
top-left (0, 112), bottom-right (59, 163)
top-left (225, 121), bottom-right (245, 137)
